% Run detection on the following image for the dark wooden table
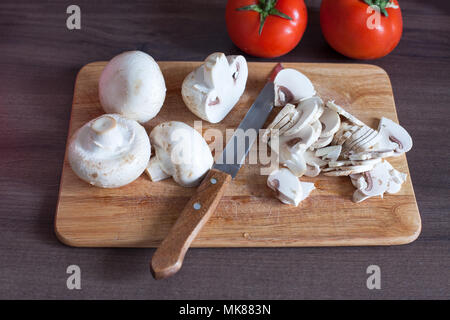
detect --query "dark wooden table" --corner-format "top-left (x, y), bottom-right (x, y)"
top-left (0, 0), bottom-right (448, 299)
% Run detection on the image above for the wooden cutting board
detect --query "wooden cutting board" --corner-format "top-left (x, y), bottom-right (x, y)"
top-left (55, 61), bottom-right (421, 247)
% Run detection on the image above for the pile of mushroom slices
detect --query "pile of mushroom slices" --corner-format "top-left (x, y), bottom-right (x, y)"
top-left (265, 68), bottom-right (413, 206)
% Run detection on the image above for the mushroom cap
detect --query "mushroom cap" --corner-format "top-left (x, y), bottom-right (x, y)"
top-left (68, 114), bottom-right (151, 188)
top-left (274, 68), bottom-right (315, 107)
top-left (150, 121), bottom-right (213, 187)
top-left (181, 53), bottom-right (248, 123)
top-left (99, 51), bottom-right (166, 123)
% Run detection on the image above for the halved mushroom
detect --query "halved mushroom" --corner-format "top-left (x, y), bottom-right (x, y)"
top-left (375, 117), bottom-right (413, 155)
top-left (99, 51), bottom-right (166, 123)
top-left (274, 68), bottom-right (316, 107)
top-left (267, 168), bottom-right (303, 206)
top-left (68, 114), bottom-right (151, 188)
top-left (181, 53), bottom-right (248, 123)
top-left (149, 121), bottom-right (213, 187)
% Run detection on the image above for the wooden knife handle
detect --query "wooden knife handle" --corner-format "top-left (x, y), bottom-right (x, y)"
top-left (150, 169), bottom-right (232, 279)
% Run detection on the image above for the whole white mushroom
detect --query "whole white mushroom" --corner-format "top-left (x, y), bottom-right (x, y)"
top-left (99, 51), bottom-right (166, 123)
top-left (147, 121), bottom-right (213, 187)
top-left (68, 114), bottom-right (151, 188)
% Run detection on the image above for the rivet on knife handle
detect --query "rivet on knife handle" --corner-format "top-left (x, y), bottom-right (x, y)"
top-left (150, 169), bottom-right (231, 279)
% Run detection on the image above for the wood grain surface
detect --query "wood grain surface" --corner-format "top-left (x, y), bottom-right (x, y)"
top-left (56, 61), bottom-right (421, 248)
top-left (0, 0), bottom-right (448, 299)
top-left (151, 169), bottom-right (233, 279)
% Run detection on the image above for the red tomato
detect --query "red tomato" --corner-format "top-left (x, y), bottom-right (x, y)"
top-left (320, 0), bottom-right (403, 59)
top-left (226, 0), bottom-right (307, 58)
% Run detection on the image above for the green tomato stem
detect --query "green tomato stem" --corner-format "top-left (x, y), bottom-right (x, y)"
top-left (236, 0), bottom-right (292, 35)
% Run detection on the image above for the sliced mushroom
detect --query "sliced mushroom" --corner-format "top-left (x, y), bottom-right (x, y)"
top-left (262, 103), bottom-right (299, 142)
top-left (326, 101), bottom-right (365, 126)
top-left (350, 160), bottom-right (407, 202)
top-left (385, 161), bottom-right (408, 194)
top-left (274, 68), bottom-right (315, 107)
top-left (349, 161), bottom-right (393, 202)
top-left (68, 114), bottom-right (151, 188)
top-left (311, 134), bottom-right (333, 149)
top-left (328, 158), bottom-right (382, 168)
top-left (275, 125), bottom-right (317, 152)
top-left (351, 129), bottom-right (382, 153)
top-left (343, 129), bottom-right (378, 156)
top-left (376, 117), bottom-right (413, 155)
top-left (182, 53), bottom-right (248, 123)
top-left (315, 145), bottom-right (342, 161)
top-left (319, 107), bottom-right (341, 137)
top-left (149, 121), bottom-right (213, 187)
top-left (304, 150), bottom-right (327, 177)
top-left (99, 51), bottom-right (166, 123)
top-left (305, 163), bottom-right (321, 177)
top-left (269, 126), bottom-right (314, 177)
top-left (283, 96), bottom-right (323, 135)
top-left (348, 149), bottom-right (395, 161)
top-left (267, 168), bottom-right (303, 206)
top-left (342, 126), bottom-right (372, 150)
top-left (299, 181), bottom-right (315, 202)
top-left (323, 164), bottom-right (376, 176)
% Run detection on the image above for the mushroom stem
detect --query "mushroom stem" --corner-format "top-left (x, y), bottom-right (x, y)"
top-left (146, 157), bottom-right (171, 182)
top-left (89, 115), bottom-right (124, 150)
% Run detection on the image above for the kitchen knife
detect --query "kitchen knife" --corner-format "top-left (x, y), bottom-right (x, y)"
top-left (150, 64), bottom-right (282, 279)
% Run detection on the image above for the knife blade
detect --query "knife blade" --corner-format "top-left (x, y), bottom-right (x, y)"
top-left (150, 64), bottom-right (282, 279)
top-left (213, 80), bottom-right (274, 178)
